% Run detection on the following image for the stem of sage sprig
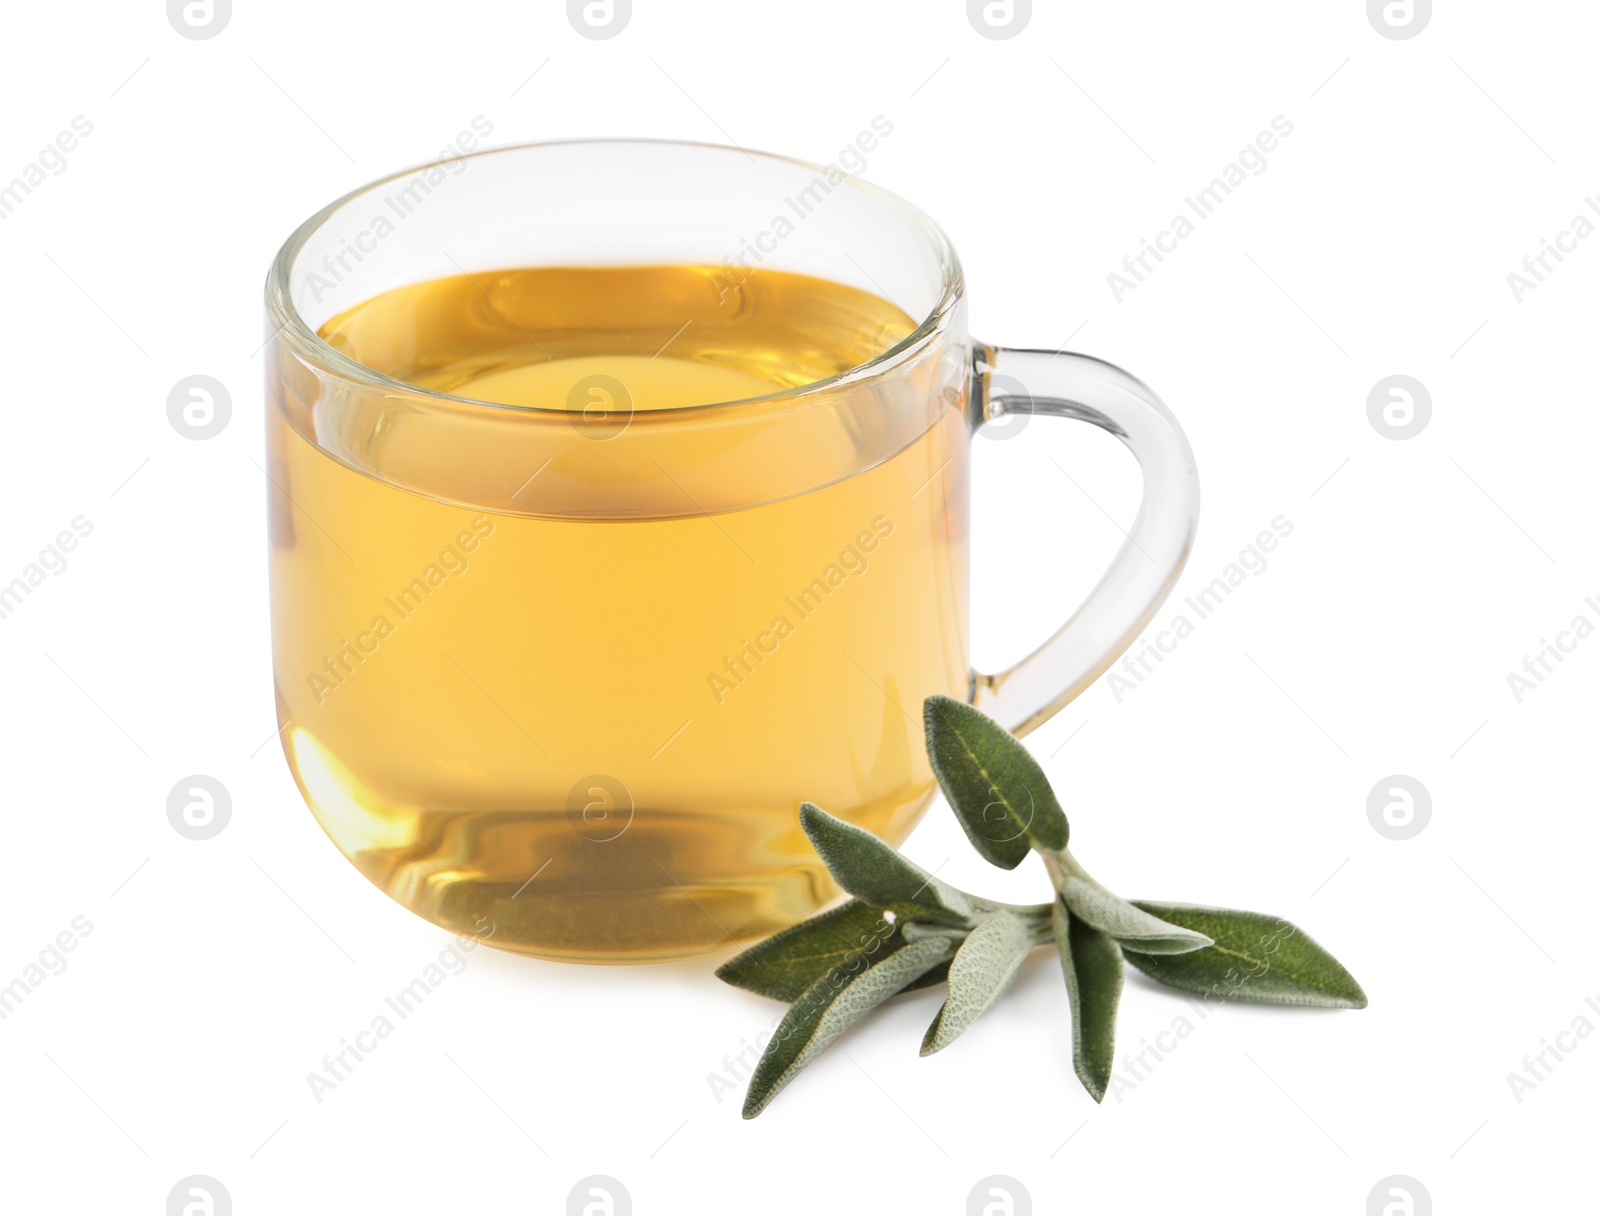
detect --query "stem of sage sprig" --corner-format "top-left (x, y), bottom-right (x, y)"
top-left (716, 695), bottom-right (1367, 1119)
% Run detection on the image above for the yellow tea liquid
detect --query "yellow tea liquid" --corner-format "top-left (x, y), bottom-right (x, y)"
top-left (268, 265), bottom-right (970, 961)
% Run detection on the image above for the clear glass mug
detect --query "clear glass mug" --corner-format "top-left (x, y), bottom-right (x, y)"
top-left (264, 138), bottom-right (1198, 964)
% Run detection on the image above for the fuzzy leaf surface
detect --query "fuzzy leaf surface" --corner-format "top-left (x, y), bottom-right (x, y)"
top-left (800, 802), bottom-right (973, 925)
top-left (1122, 902), bottom-right (1368, 1009)
top-left (742, 937), bottom-right (954, 1118)
top-left (1060, 875), bottom-right (1213, 954)
top-left (1054, 899), bottom-right (1123, 1102)
top-left (716, 899), bottom-right (909, 1002)
top-left (920, 910), bottom-right (1035, 1055)
top-left (923, 695), bottom-right (1068, 869)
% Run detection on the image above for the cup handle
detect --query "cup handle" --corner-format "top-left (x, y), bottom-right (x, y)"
top-left (969, 344), bottom-right (1200, 737)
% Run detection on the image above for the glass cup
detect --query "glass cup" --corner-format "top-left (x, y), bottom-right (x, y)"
top-left (264, 138), bottom-right (1198, 964)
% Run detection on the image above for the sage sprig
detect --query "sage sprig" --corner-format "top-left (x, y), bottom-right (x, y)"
top-left (716, 694), bottom-right (1367, 1118)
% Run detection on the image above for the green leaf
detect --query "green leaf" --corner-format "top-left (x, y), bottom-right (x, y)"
top-left (920, 911), bottom-right (1035, 1055)
top-left (742, 936), bottom-right (954, 1118)
top-left (800, 802), bottom-right (973, 925)
top-left (899, 921), bottom-right (968, 943)
top-left (1059, 875), bottom-right (1213, 955)
top-left (715, 900), bottom-right (909, 1003)
top-left (923, 695), bottom-right (1068, 869)
top-left (900, 958), bottom-right (952, 993)
top-left (1053, 899), bottom-right (1123, 1103)
top-left (1121, 902), bottom-right (1368, 1009)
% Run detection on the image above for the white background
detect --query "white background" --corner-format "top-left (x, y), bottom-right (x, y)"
top-left (1, 1), bottom-right (1593, 1212)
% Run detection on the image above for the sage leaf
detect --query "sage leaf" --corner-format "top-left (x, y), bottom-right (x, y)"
top-left (923, 695), bottom-right (1068, 869)
top-left (900, 921), bottom-right (969, 944)
top-left (920, 910), bottom-right (1035, 1055)
top-left (800, 802), bottom-right (973, 924)
top-left (900, 958), bottom-right (953, 993)
top-left (1121, 902), bottom-right (1368, 1009)
top-left (1053, 899), bottom-right (1123, 1103)
top-left (742, 936), bottom-right (954, 1118)
top-left (715, 899), bottom-right (907, 1003)
top-left (1060, 875), bottom-right (1213, 955)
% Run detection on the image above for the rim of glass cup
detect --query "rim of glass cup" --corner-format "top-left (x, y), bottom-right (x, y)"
top-left (264, 137), bottom-right (966, 420)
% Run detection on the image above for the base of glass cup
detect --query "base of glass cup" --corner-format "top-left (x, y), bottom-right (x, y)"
top-left (278, 715), bottom-right (937, 964)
